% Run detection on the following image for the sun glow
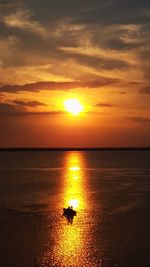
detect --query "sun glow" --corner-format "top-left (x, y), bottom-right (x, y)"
top-left (64, 98), bottom-right (84, 115)
top-left (68, 199), bottom-right (79, 209)
top-left (69, 166), bottom-right (80, 171)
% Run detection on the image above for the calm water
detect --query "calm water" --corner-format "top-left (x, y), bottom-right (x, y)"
top-left (0, 151), bottom-right (150, 267)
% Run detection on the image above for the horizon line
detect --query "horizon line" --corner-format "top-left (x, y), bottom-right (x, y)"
top-left (0, 147), bottom-right (150, 151)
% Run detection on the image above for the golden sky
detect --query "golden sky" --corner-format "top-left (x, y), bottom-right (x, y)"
top-left (0, 0), bottom-right (150, 147)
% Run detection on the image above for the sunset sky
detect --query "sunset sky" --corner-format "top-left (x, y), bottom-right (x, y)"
top-left (0, 0), bottom-right (150, 147)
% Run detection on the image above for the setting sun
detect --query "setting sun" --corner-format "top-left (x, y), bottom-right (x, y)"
top-left (64, 98), bottom-right (84, 115)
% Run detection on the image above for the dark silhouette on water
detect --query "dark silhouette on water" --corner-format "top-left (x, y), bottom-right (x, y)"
top-left (62, 206), bottom-right (77, 224)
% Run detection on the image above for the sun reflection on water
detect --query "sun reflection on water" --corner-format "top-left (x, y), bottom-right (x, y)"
top-left (63, 152), bottom-right (88, 211)
top-left (39, 152), bottom-right (90, 267)
top-left (69, 166), bottom-right (80, 171)
top-left (55, 152), bottom-right (89, 266)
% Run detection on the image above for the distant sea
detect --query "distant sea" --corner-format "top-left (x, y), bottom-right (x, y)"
top-left (0, 150), bottom-right (150, 267)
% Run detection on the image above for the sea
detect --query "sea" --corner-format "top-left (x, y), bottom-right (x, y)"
top-left (0, 150), bottom-right (150, 267)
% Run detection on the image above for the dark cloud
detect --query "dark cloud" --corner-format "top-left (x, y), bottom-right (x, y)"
top-left (0, 103), bottom-right (25, 115)
top-left (11, 111), bottom-right (66, 116)
top-left (95, 103), bottom-right (113, 107)
top-left (24, 0), bottom-right (150, 26)
top-left (0, 0), bottom-right (149, 81)
top-left (130, 82), bottom-right (142, 85)
top-left (0, 78), bottom-right (118, 93)
top-left (65, 52), bottom-right (129, 71)
top-left (0, 0), bottom-right (20, 8)
top-left (72, 0), bottom-right (150, 26)
top-left (126, 116), bottom-right (150, 125)
top-left (0, 103), bottom-right (65, 116)
top-left (0, 23), bottom-right (130, 71)
top-left (140, 87), bottom-right (150, 94)
top-left (24, 0), bottom-right (104, 24)
top-left (0, 0), bottom-right (150, 84)
top-left (13, 100), bottom-right (47, 107)
top-left (120, 92), bottom-right (127, 95)
top-left (105, 38), bottom-right (139, 51)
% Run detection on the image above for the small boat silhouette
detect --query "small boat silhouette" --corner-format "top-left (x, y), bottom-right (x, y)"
top-left (62, 206), bottom-right (77, 224)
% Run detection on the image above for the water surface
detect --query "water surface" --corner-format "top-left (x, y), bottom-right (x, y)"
top-left (0, 151), bottom-right (150, 267)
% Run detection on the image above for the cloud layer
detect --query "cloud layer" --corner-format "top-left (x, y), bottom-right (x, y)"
top-left (0, 103), bottom-right (64, 116)
top-left (0, 0), bottom-right (149, 84)
top-left (0, 0), bottom-right (150, 147)
top-left (0, 79), bottom-right (117, 93)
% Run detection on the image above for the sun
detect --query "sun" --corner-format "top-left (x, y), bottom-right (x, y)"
top-left (64, 98), bottom-right (84, 115)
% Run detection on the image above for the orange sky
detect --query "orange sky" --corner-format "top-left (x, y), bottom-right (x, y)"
top-left (0, 0), bottom-right (150, 147)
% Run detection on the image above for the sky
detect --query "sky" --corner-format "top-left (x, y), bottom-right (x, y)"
top-left (0, 0), bottom-right (150, 147)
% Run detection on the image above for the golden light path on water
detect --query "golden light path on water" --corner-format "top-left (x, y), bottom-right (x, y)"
top-left (53, 152), bottom-right (90, 266)
top-left (38, 152), bottom-right (98, 267)
top-left (63, 152), bottom-right (88, 211)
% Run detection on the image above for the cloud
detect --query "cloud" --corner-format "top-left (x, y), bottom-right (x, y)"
top-left (23, 0), bottom-right (150, 27)
top-left (0, 78), bottom-right (118, 93)
top-left (13, 100), bottom-right (47, 107)
top-left (2, 7), bottom-right (46, 36)
top-left (0, 103), bottom-right (65, 116)
top-left (0, 0), bottom-right (149, 85)
top-left (120, 92), bottom-right (127, 95)
top-left (62, 50), bottom-right (129, 71)
top-left (95, 102), bottom-right (113, 107)
top-left (72, 0), bottom-right (150, 26)
top-left (130, 82), bottom-right (142, 85)
top-left (126, 116), bottom-right (150, 125)
top-left (140, 87), bottom-right (150, 94)
top-left (0, 103), bottom-right (25, 115)
top-left (0, 0), bottom-right (20, 8)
